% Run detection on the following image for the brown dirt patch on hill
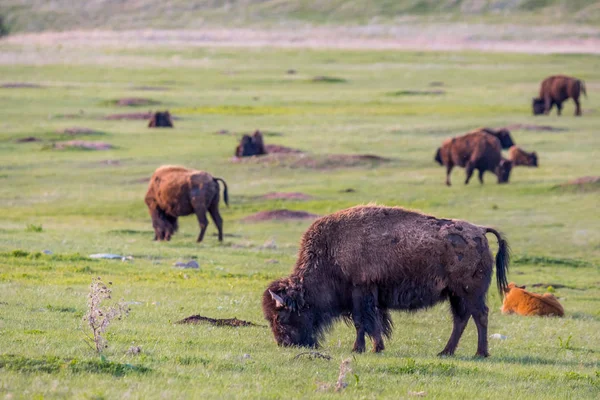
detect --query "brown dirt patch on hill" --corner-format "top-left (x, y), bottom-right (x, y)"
top-left (176, 315), bottom-right (261, 327)
top-left (243, 209), bottom-right (319, 222)
top-left (265, 144), bottom-right (303, 154)
top-left (103, 112), bottom-right (153, 120)
top-left (59, 127), bottom-right (103, 135)
top-left (234, 152), bottom-right (390, 170)
top-left (53, 141), bottom-right (113, 150)
top-left (260, 192), bottom-right (312, 200)
top-left (16, 136), bottom-right (41, 143)
top-left (505, 124), bottom-right (567, 132)
top-left (1, 82), bottom-right (44, 88)
top-left (114, 98), bottom-right (161, 107)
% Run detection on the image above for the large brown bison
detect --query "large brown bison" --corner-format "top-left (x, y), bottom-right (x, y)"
top-left (532, 75), bottom-right (587, 116)
top-left (235, 130), bottom-right (266, 157)
top-left (434, 130), bottom-right (512, 186)
top-left (508, 146), bottom-right (538, 167)
top-left (148, 111), bottom-right (174, 128)
top-left (144, 166), bottom-right (228, 242)
top-left (479, 127), bottom-right (515, 149)
top-left (263, 205), bottom-right (509, 357)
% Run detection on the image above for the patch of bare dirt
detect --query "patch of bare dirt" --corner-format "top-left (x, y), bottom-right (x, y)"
top-left (1, 82), bottom-right (44, 88)
top-left (559, 176), bottom-right (600, 191)
top-left (16, 136), bottom-right (41, 143)
top-left (176, 314), bottom-right (261, 327)
top-left (390, 90), bottom-right (445, 96)
top-left (243, 209), bottom-right (319, 222)
top-left (264, 144), bottom-right (303, 154)
top-left (505, 124), bottom-right (567, 132)
top-left (59, 127), bottom-right (103, 135)
top-left (103, 112), bottom-right (153, 120)
top-left (115, 98), bottom-right (160, 107)
top-left (53, 141), bottom-right (113, 150)
top-left (260, 192), bottom-right (312, 200)
top-left (234, 152), bottom-right (391, 170)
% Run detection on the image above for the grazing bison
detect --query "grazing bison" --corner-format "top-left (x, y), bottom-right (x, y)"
top-left (148, 111), bottom-right (174, 128)
top-left (144, 166), bottom-right (228, 242)
top-left (508, 146), bottom-right (538, 167)
top-left (235, 130), bottom-right (266, 157)
top-left (263, 205), bottom-right (510, 357)
top-left (480, 127), bottom-right (515, 149)
top-left (501, 283), bottom-right (564, 317)
top-left (434, 130), bottom-right (512, 186)
top-left (532, 75), bottom-right (587, 116)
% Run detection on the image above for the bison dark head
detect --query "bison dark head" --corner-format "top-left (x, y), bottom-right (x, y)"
top-left (434, 148), bottom-right (443, 165)
top-left (238, 135), bottom-right (256, 157)
top-left (532, 98), bottom-right (545, 115)
top-left (262, 279), bottom-right (318, 348)
top-left (495, 129), bottom-right (515, 149)
top-left (155, 111), bottom-right (173, 127)
top-left (496, 159), bottom-right (513, 184)
top-left (529, 152), bottom-right (538, 167)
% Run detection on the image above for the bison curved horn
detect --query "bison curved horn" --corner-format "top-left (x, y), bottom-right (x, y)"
top-left (269, 290), bottom-right (286, 308)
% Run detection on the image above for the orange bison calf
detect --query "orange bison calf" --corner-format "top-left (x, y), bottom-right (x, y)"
top-left (508, 146), bottom-right (538, 167)
top-left (435, 130), bottom-right (512, 186)
top-left (501, 283), bottom-right (564, 317)
top-left (532, 75), bottom-right (587, 116)
top-left (144, 166), bottom-right (228, 242)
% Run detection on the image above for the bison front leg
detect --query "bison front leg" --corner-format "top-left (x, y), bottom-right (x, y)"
top-left (445, 164), bottom-right (454, 186)
top-left (464, 162), bottom-right (475, 185)
top-left (351, 287), bottom-right (366, 353)
top-left (438, 295), bottom-right (471, 357)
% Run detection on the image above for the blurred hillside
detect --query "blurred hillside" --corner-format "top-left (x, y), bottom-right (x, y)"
top-left (1, 0), bottom-right (599, 34)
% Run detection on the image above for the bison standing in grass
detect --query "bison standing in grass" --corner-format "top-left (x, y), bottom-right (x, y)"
top-left (435, 130), bottom-right (512, 186)
top-left (508, 146), bottom-right (538, 167)
top-left (263, 205), bottom-right (510, 357)
top-left (148, 111), bottom-right (174, 128)
top-left (532, 75), bottom-right (587, 116)
top-left (144, 166), bottom-right (228, 242)
top-left (235, 130), bottom-right (266, 157)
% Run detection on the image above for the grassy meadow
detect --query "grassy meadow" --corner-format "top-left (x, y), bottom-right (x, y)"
top-left (0, 41), bottom-right (599, 399)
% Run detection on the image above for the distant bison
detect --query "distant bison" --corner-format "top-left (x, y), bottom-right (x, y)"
top-left (435, 130), bottom-right (512, 186)
top-left (148, 111), bottom-right (174, 128)
top-left (144, 166), bottom-right (228, 242)
top-left (480, 127), bottom-right (515, 149)
top-left (263, 205), bottom-right (510, 357)
top-left (235, 130), bottom-right (266, 157)
top-left (532, 75), bottom-right (587, 116)
top-left (508, 146), bottom-right (538, 167)
top-left (501, 283), bottom-right (564, 317)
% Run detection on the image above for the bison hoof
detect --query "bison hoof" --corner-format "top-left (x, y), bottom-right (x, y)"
top-left (437, 350), bottom-right (454, 357)
top-left (352, 345), bottom-right (365, 353)
top-left (475, 352), bottom-right (490, 358)
top-left (372, 343), bottom-right (385, 353)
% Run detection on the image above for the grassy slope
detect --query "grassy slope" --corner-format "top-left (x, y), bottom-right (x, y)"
top-left (1, 0), bottom-right (600, 33)
top-left (0, 43), bottom-right (599, 398)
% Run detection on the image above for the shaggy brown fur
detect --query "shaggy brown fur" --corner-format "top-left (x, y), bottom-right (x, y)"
top-left (434, 131), bottom-right (512, 186)
top-left (508, 146), bottom-right (538, 167)
top-left (148, 111), bottom-right (174, 128)
top-left (532, 75), bottom-right (587, 116)
top-left (479, 127), bottom-right (515, 149)
top-left (144, 166), bottom-right (228, 242)
top-left (501, 283), bottom-right (564, 317)
top-left (263, 205), bottom-right (510, 357)
top-left (235, 130), bottom-right (267, 157)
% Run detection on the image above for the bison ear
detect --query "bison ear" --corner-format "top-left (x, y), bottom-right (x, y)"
top-left (269, 290), bottom-right (286, 309)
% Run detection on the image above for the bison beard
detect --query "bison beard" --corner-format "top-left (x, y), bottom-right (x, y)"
top-left (263, 205), bottom-right (510, 357)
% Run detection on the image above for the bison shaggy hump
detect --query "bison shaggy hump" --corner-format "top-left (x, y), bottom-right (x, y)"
top-left (144, 166), bottom-right (228, 242)
top-left (263, 205), bottom-right (510, 357)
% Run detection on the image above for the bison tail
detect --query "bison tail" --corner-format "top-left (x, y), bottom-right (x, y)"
top-left (580, 80), bottom-right (587, 98)
top-left (485, 228), bottom-right (510, 297)
top-left (434, 148), bottom-right (443, 165)
top-left (214, 178), bottom-right (229, 207)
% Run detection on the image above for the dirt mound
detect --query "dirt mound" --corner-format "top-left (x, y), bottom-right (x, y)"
top-left (264, 144), bottom-right (303, 154)
top-left (559, 176), bottom-right (600, 191)
top-left (1, 82), bottom-right (44, 88)
top-left (566, 176), bottom-right (600, 185)
top-left (114, 98), bottom-right (160, 107)
top-left (505, 124), bottom-right (567, 132)
top-left (59, 127), bottom-right (103, 135)
top-left (16, 136), bottom-right (41, 143)
top-left (260, 192), bottom-right (312, 200)
top-left (234, 152), bottom-right (390, 170)
top-left (103, 112), bottom-right (153, 120)
top-left (53, 141), bottom-right (113, 150)
top-left (390, 90), bottom-right (445, 96)
top-left (176, 315), bottom-right (261, 327)
top-left (311, 76), bottom-right (347, 83)
top-left (243, 209), bottom-right (319, 222)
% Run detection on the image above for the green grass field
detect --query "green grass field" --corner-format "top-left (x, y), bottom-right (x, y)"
top-left (0, 37), bottom-right (599, 399)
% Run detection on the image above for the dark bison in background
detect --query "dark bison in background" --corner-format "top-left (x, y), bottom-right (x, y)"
top-left (144, 166), bottom-right (228, 242)
top-left (532, 75), bottom-right (587, 116)
top-left (480, 127), bottom-right (515, 149)
top-left (508, 146), bottom-right (538, 167)
top-left (235, 130), bottom-right (266, 157)
top-left (263, 205), bottom-right (510, 357)
top-left (148, 111), bottom-right (174, 127)
top-left (435, 130), bottom-right (512, 186)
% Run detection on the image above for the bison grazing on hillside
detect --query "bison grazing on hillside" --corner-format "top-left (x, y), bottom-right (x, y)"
top-left (501, 283), bottom-right (564, 317)
top-left (144, 166), bottom-right (228, 242)
top-left (532, 75), bottom-right (587, 116)
top-left (480, 127), bottom-right (515, 149)
top-left (148, 111), bottom-right (174, 128)
top-left (434, 130), bottom-right (512, 186)
top-left (263, 205), bottom-right (510, 357)
top-left (235, 130), bottom-right (266, 157)
top-left (508, 146), bottom-right (538, 167)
